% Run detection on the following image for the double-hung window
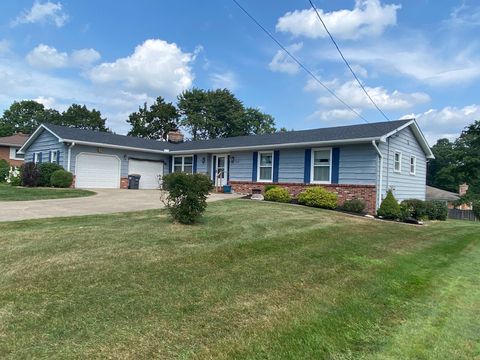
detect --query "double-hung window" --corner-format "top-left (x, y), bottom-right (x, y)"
top-left (312, 148), bottom-right (331, 183)
top-left (173, 155), bottom-right (193, 174)
top-left (394, 151), bottom-right (402, 173)
top-left (50, 150), bottom-right (58, 164)
top-left (9, 147), bottom-right (24, 160)
top-left (258, 151), bottom-right (273, 182)
top-left (410, 156), bottom-right (416, 175)
top-left (33, 152), bottom-right (41, 164)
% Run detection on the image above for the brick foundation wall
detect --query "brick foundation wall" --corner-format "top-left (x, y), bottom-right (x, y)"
top-left (120, 177), bottom-right (129, 189)
top-left (230, 181), bottom-right (377, 215)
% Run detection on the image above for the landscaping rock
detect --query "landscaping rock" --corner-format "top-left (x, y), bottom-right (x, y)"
top-left (251, 193), bottom-right (264, 201)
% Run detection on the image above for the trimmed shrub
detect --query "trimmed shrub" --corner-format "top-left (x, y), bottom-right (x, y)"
top-left (38, 162), bottom-right (63, 187)
top-left (401, 199), bottom-right (427, 220)
top-left (264, 187), bottom-right (291, 203)
top-left (377, 190), bottom-right (401, 220)
top-left (21, 162), bottom-right (40, 187)
top-left (298, 187), bottom-right (337, 209)
top-left (50, 169), bottom-right (74, 188)
top-left (473, 200), bottom-right (480, 220)
top-left (264, 184), bottom-right (279, 193)
top-left (162, 173), bottom-right (213, 224)
top-left (425, 200), bottom-right (448, 221)
top-left (0, 159), bottom-right (8, 183)
top-left (340, 199), bottom-right (366, 214)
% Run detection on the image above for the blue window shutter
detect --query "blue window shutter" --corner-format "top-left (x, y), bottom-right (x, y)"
top-left (331, 148), bottom-right (340, 184)
top-left (304, 149), bottom-right (311, 183)
top-left (57, 150), bottom-right (61, 165)
top-left (252, 152), bottom-right (258, 182)
top-left (212, 156), bottom-right (216, 182)
top-left (227, 155), bottom-right (230, 183)
top-left (38, 152), bottom-right (43, 164)
top-left (48, 151), bottom-right (52, 163)
top-left (273, 150), bottom-right (280, 183)
top-left (193, 155), bottom-right (198, 173)
top-left (168, 155), bottom-right (173, 173)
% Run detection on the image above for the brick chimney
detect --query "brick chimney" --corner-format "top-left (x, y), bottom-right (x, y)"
top-left (167, 130), bottom-right (184, 143)
top-left (459, 183), bottom-right (469, 196)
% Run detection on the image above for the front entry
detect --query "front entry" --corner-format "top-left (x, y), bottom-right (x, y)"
top-left (215, 155), bottom-right (228, 187)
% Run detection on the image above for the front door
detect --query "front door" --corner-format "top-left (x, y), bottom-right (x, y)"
top-left (215, 155), bottom-right (228, 187)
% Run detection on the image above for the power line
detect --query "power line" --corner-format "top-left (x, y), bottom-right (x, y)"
top-left (231, 0), bottom-right (371, 125)
top-left (308, 0), bottom-right (391, 121)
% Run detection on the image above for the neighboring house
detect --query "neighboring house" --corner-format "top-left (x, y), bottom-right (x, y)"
top-left (0, 133), bottom-right (29, 167)
top-left (427, 183), bottom-right (472, 210)
top-left (19, 119), bottom-right (434, 214)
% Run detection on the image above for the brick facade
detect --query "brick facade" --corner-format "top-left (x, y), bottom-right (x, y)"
top-left (0, 146), bottom-right (23, 167)
top-left (120, 177), bottom-right (129, 189)
top-left (230, 181), bottom-right (377, 214)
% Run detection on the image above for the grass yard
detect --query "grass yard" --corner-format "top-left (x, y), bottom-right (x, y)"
top-left (0, 184), bottom-right (95, 201)
top-left (0, 200), bottom-right (479, 359)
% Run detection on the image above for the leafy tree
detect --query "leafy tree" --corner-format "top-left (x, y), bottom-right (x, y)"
top-left (427, 138), bottom-right (460, 192)
top-left (243, 107), bottom-right (276, 135)
top-left (127, 97), bottom-right (179, 140)
top-left (455, 120), bottom-right (480, 194)
top-left (61, 104), bottom-right (109, 132)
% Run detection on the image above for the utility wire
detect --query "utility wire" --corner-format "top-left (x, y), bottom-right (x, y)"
top-left (231, 0), bottom-right (371, 125)
top-left (308, 0), bottom-right (391, 121)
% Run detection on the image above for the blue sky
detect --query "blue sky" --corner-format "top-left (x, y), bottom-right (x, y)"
top-left (1, 0), bottom-right (479, 143)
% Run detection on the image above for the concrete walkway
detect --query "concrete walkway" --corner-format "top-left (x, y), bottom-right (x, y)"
top-left (0, 189), bottom-right (241, 222)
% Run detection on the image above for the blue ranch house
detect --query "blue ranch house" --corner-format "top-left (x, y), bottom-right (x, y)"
top-left (19, 119), bottom-right (434, 214)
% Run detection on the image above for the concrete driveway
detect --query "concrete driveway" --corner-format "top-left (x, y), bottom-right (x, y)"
top-left (0, 189), bottom-right (241, 222)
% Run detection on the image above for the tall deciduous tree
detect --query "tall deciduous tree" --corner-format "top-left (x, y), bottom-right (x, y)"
top-left (127, 97), bottom-right (179, 140)
top-left (243, 107), bottom-right (276, 135)
top-left (61, 104), bottom-right (109, 132)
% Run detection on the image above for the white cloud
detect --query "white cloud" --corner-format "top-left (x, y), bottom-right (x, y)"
top-left (89, 39), bottom-right (195, 98)
top-left (276, 0), bottom-right (400, 40)
top-left (26, 44), bottom-right (100, 69)
top-left (402, 104), bottom-right (480, 143)
top-left (268, 42), bottom-right (303, 75)
top-left (34, 95), bottom-right (56, 108)
top-left (70, 48), bottom-right (101, 67)
top-left (12, 1), bottom-right (69, 27)
top-left (308, 108), bottom-right (362, 122)
top-left (26, 44), bottom-right (68, 69)
top-left (447, 2), bottom-right (480, 28)
top-left (210, 71), bottom-right (238, 90)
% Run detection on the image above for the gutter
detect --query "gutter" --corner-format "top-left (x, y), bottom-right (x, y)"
top-left (371, 140), bottom-right (383, 210)
top-left (67, 142), bottom-right (75, 172)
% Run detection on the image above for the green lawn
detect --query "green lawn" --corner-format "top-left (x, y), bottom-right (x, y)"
top-left (0, 184), bottom-right (95, 201)
top-left (0, 200), bottom-right (478, 359)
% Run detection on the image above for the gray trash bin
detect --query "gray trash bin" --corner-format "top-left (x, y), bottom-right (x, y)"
top-left (128, 174), bottom-right (141, 189)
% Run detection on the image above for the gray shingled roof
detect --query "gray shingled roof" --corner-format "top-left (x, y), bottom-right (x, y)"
top-left (426, 185), bottom-right (460, 202)
top-left (42, 119), bottom-right (411, 153)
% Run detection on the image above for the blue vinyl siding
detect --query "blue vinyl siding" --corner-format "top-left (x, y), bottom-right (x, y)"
top-left (338, 144), bottom-right (377, 185)
top-left (24, 129), bottom-right (65, 167)
top-left (195, 153), bottom-right (210, 176)
top-left (228, 151), bottom-right (254, 181)
top-left (69, 145), bottom-right (170, 177)
top-left (278, 148), bottom-right (304, 183)
top-left (379, 126), bottom-right (427, 202)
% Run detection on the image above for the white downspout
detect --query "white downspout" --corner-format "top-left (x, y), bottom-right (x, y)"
top-left (67, 142), bottom-right (75, 172)
top-left (372, 140), bottom-right (383, 210)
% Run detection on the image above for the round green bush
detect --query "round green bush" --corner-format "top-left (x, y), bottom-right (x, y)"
top-left (264, 184), bottom-right (279, 193)
top-left (377, 190), bottom-right (401, 219)
top-left (298, 187), bottom-right (338, 209)
top-left (340, 199), bottom-right (366, 214)
top-left (401, 199), bottom-right (427, 220)
top-left (425, 200), bottom-right (448, 221)
top-left (37, 162), bottom-right (63, 187)
top-left (264, 187), bottom-right (291, 203)
top-left (0, 159), bottom-right (9, 183)
top-left (50, 169), bottom-right (74, 188)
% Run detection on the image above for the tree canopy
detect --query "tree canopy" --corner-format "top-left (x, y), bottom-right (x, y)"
top-left (127, 96), bottom-right (179, 140)
top-left (0, 100), bottom-right (109, 136)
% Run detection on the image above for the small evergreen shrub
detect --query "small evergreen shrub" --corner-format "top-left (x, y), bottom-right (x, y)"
top-left (21, 162), bottom-right (40, 187)
top-left (0, 159), bottom-right (8, 183)
top-left (264, 187), bottom-right (291, 203)
top-left (340, 199), bottom-right (366, 214)
top-left (264, 184), bottom-right (279, 193)
top-left (162, 173), bottom-right (213, 224)
top-left (298, 187), bottom-right (337, 209)
top-left (401, 199), bottom-right (427, 220)
top-left (50, 169), bottom-right (74, 188)
top-left (473, 200), bottom-right (480, 220)
top-left (38, 162), bottom-right (63, 187)
top-left (425, 200), bottom-right (448, 221)
top-left (377, 190), bottom-right (401, 220)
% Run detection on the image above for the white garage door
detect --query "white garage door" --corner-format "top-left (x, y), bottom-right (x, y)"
top-left (128, 159), bottom-right (164, 189)
top-left (76, 153), bottom-right (121, 188)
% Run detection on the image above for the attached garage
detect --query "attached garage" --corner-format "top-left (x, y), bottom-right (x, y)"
top-left (128, 159), bottom-right (164, 189)
top-left (75, 153), bottom-right (121, 188)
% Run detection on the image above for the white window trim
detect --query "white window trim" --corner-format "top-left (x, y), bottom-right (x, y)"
top-left (173, 155), bottom-right (194, 174)
top-left (50, 150), bottom-right (58, 163)
top-left (257, 151), bottom-right (274, 183)
top-left (310, 147), bottom-right (332, 184)
top-left (410, 155), bottom-right (416, 175)
top-left (9, 147), bottom-right (24, 160)
top-left (394, 151), bottom-right (402, 173)
top-left (33, 152), bottom-right (41, 164)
